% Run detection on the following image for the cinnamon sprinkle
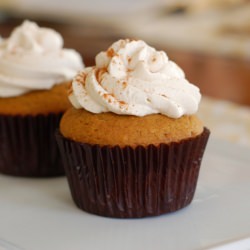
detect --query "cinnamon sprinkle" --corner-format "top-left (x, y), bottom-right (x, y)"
top-left (119, 100), bottom-right (128, 110)
top-left (119, 100), bottom-right (126, 105)
top-left (102, 92), bottom-right (127, 107)
top-left (103, 93), bottom-right (109, 99)
top-left (102, 93), bottom-right (114, 104)
top-left (95, 68), bottom-right (107, 82)
top-left (122, 81), bottom-right (127, 89)
top-left (106, 48), bottom-right (117, 58)
top-left (75, 72), bottom-right (87, 86)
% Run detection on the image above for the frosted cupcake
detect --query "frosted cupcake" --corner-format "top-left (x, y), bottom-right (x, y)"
top-left (0, 20), bottom-right (84, 177)
top-left (56, 39), bottom-right (210, 217)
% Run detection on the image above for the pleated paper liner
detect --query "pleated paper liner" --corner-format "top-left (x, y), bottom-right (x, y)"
top-left (0, 113), bottom-right (65, 177)
top-left (56, 128), bottom-right (210, 218)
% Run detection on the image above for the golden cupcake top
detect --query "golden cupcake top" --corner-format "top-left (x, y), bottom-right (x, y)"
top-left (60, 108), bottom-right (203, 147)
top-left (0, 83), bottom-right (71, 116)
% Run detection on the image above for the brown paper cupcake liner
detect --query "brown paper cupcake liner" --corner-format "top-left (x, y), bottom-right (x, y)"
top-left (56, 128), bottom-right (210, 218)
top-left (0, 113), bottom-right (65, 177)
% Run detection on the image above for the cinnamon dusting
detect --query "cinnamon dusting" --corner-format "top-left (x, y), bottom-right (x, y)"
top-left (122, 81), bottom-right (127, 89)
top-left (106, 48), bottom-right (117, 58)
top-left (95, 68), bottom-right (107, 82)
top-left (118, 100), bottom-right (126, 106)
top-left (152, 57), bottom-right (157, 62)
top-left (75, 72), bottom-right (87, 86)
top-left (102, 93), bottom-right (115, 104)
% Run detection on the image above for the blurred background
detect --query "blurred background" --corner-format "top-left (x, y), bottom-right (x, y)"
top-left (0, 0), bottom-right (250, 145)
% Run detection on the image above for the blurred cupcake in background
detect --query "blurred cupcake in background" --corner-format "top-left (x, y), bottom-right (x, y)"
top-left (56, 39), bottom-right (210, 218)
top-left (0, 20), bottom-right (84, 177)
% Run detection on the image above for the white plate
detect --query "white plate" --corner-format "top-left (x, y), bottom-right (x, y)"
top-left (0, 239), bottom-right (23, 250)
top-left (0, 136), bottom-right (250, 250)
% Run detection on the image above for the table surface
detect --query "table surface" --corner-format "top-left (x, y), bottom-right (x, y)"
top-left (0, 136), bottom-right (250, 250)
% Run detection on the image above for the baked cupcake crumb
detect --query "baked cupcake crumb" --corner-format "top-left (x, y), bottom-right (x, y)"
top-left (0, 83), bottom-right (71, 116)
top-left (60, 108), bottom-right (204, 147)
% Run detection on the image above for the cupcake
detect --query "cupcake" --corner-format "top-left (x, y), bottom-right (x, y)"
top-left (56, 39), bottom-right (209, 218)
top-left (0, 20), bottom-right (84, 177)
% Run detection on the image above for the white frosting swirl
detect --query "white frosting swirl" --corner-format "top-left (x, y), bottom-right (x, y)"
top-left (0, 20), bottom-right (84, 97)
top-left (69, 39), bottom-right (201, 118)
